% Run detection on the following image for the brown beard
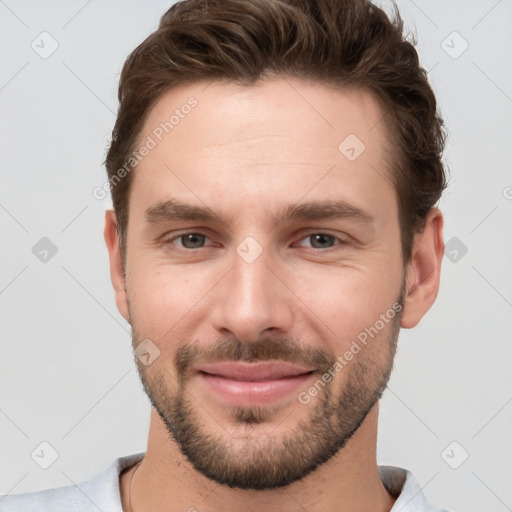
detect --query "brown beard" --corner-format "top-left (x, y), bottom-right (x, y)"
top-left (131, 287), bottom-right (404, 490)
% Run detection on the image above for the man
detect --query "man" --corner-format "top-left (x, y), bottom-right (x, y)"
top-left (0, 0), bottom-right (450, 510)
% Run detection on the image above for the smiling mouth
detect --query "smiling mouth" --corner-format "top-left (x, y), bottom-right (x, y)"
top-left (195, 361), bottom-right (316, 406)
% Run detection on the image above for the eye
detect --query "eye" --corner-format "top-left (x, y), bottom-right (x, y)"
top-left (295, 232), bottom-right (346, 250)
top-left (168, 232), bottom-right (210, 249)
top-left (163, 231), bottom-right (348, 252)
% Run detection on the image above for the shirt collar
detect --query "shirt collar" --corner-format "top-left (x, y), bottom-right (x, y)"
top-left (379, 465), bottom-right (444, 511)
top-left (101, 455), bottom-right (443, 511)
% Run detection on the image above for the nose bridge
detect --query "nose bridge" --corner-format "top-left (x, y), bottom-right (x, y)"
top-left (210, 237), bottom-right (294, 342)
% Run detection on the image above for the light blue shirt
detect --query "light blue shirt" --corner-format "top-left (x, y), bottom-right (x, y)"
top-left (0, 452), bottom-right (450, 511)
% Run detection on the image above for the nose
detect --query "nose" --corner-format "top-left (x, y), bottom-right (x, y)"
top-left (209, 242), bottom-right (295, 343)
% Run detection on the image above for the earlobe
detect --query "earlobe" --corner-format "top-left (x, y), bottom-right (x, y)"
top-left (400, 208), bottom-right (445, 329)
top-left (103, 210), bottom-right (130, 323)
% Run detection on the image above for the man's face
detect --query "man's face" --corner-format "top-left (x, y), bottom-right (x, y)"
top-left (122, 78), bottom-right (406, 489)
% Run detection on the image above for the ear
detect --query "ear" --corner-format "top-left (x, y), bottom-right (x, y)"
top-left (104, 209), bottom-right (130, 323)
top-left (400, 207), bottom-right (444, 329)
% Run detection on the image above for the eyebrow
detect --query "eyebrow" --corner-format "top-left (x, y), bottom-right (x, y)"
top-left (144, 198), bottom-right (375, 227)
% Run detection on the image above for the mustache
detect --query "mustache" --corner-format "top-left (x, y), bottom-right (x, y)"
top-left (175, 336), bottom-right (336, 379)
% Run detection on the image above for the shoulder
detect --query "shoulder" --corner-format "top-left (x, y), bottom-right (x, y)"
top-left (0, 484), bottom-right (89, 512)
top-left (0, 452), bottom-right (145, 512)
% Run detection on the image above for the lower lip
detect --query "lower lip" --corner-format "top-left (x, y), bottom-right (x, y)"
top-left (198, 372), bottom-right (314, 406)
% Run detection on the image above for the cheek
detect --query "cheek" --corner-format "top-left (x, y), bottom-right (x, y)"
top-left (127, 262), bottom-right (213, 345)
top-left (127, 266), bottom-right (170, 333)
top-left (288, 263), bottom-right (401, 353)
top-left (299, 261), bottom-right (398, 315)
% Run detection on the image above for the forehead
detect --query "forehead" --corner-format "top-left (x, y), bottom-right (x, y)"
top-left (139, 78), bottom-right (388, 153)
top-left (130, 78), bottom-right (395, 222)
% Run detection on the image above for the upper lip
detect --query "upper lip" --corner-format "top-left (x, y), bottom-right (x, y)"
top-left (196, 361), bottom-right (314, 381)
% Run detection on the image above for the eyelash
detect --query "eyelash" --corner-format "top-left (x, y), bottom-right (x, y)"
top-left (163, 230), bottom-right (349, 252)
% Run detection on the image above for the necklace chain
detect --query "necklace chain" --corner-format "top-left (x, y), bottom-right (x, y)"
top-left (127, 460), bottom-right (143, 512)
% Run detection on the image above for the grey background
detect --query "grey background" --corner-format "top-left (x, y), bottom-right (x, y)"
top-left (1, 1), bottom-right (511, 511)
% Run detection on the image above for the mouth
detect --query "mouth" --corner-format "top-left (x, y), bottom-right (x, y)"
top-left (195, 361), bottom-right (315, 406)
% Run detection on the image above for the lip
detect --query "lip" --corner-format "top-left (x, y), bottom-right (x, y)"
top-left (197, 361), bottom-right (315, 380)
top-left (195, 361), bottom-right (315, 407)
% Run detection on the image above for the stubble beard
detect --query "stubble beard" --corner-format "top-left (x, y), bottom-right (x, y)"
top-left (131, 291), bottom-right (403, 490)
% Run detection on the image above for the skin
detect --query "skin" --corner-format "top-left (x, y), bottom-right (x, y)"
top-left (104, 78), bottom-right (444, 512)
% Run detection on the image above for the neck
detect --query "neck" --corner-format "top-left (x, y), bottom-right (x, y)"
top-left (120, 404), bottom-right (396, 512)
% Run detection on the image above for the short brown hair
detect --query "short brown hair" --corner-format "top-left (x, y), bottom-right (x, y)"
top-left (105, 0), bottom-right (448, 268)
